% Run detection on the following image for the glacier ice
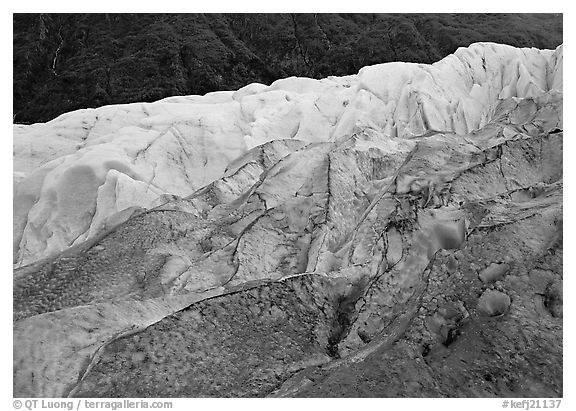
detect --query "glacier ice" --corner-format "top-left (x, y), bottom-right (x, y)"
top-left (13, 42), bottom-right (562, 266)
top-left (12, 42), bottom-right (563, 398)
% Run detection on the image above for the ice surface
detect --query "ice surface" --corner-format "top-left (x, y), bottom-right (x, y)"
top-left (12, 42), bottom-right (563, 397)
top-left (13, 43), bottom-right (563, 266)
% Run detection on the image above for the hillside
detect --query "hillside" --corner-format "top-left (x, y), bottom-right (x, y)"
top-left (13, 13), bottom-right (563, 124)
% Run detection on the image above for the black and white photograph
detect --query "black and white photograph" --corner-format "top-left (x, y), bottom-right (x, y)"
top-left (10, 6), bottom-right (567, 407)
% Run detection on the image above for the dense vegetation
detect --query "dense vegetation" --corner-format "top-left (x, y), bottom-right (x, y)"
top-left (13, 13), bottom-right (562, 124)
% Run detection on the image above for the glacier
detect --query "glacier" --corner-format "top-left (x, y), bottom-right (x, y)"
top-left (14, 42), bottom-right (562, 267)
top-left (13, 42), bottom-right (563, 398)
